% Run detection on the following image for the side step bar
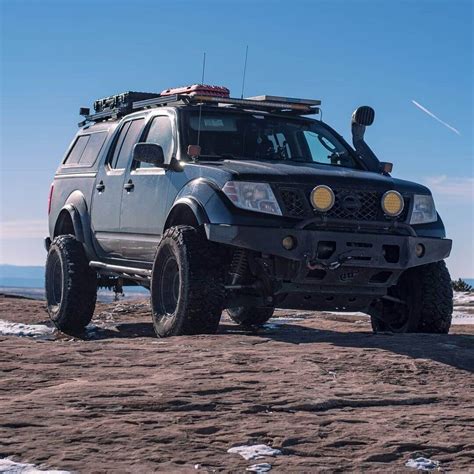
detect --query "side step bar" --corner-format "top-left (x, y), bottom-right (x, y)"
top-left (89, 261), bottom-right (151, 282)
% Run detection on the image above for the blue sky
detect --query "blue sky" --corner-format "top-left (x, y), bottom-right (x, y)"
top-left (1, 0), bottom-right (472, 277)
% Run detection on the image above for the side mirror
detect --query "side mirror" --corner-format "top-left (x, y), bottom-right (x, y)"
top-left (133, 143), bottom-right (165, 167)
top-left (351, 106), bottom-right (375, 126)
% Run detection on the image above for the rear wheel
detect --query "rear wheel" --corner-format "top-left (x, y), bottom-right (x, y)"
top-left (369, 260), bottom-right (453, 333)
top-left (227, 306), bottom-right (274, 328)
top-left (151, 226), bottom-right (225, 337)
top-left (45, 235), bottom-right (97, 333)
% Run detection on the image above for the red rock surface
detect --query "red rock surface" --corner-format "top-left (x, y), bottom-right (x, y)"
top-left (1, 294), bottom-right (473, 472)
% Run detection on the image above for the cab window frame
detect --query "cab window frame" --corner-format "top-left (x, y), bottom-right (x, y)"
top-left (131, 113), bottom-right (176, 172)
top-left (106, 117), bottom-right (146, 171)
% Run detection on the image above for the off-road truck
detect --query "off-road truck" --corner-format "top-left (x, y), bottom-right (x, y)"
top-left (45, 85), bottom-right (453, 337)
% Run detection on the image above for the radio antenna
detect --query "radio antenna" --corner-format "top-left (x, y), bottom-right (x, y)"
top-left (240, 45), bottom-right (249, 99)
top-left (196, 52), bottom-right (206, 153)
top-left (200, 52), bottom-right (206, 84)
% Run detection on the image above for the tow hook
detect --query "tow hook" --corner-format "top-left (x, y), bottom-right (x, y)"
top-left (306, 251), bottom-right (356, 271)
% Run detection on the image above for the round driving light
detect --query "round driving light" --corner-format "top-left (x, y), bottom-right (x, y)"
top-left (382, 190), bottom-right (404, 217)
top-left (415, 243), bottom-right (425, 257)
top-left (311, 185), bottom-right (335, 212)
top-left (282, 235), bottom-right (296, 250)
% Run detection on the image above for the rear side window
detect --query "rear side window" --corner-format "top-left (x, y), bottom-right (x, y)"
top-left (64, 135), bottom-right (89, 164)
top-left (110, 119), bottom-right (144, 169)
top-left (64, 132), bottom-right (107, 166)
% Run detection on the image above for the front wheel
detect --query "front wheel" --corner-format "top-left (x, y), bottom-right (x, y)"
top-left (150, 226), bottom-right (225, 337)
top-left (227, 306), bottom-right (274, 328)
top-left (45, 235), bottom-right (97, 333)
top-left (369, 260), bottom-right (453, 334)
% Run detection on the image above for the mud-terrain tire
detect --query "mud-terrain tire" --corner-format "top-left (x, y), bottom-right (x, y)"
top-left (369, 260), bottom-right (453, 333)
top-left (45, 235), bottom-right (97, 333)
top-left (151, 226), bottom-right (225, 337)
top-left (227, 306), bottom-right (274, 328)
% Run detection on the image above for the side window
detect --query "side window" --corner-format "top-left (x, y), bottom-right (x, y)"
top-left (110, 119), bottom-right (144, 169)
top-left (79, 132), bottom-right (107, 165)
top-left (137, 116), bottom-right (173, 169)
top-left (303, 131), bottom-right (337, 164)
top-left (64, 135), bottom-right (90, 164)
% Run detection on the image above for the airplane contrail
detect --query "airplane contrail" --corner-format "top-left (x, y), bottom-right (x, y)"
top-left (412, 100), bottom-right (461, 135)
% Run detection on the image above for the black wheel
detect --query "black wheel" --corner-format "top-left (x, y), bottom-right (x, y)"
top-left (369, 260), bottom-right (453, 334)
top-left (151, 226), bottom-right (225, 337)
top-left (45, 235), bottom-right (97, 333)
top-left (227, 306), bottom-right (274, 328)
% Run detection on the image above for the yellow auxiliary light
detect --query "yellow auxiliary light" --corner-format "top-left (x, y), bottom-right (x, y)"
top-left (311, 185), bottom-right (335, 212)
top-left (382, 190), bottom-right (404, 217)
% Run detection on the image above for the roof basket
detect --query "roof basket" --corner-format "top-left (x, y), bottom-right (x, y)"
top-left (78, 86), bottom-right (321, 127)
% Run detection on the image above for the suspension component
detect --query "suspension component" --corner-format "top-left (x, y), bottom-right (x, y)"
top-left (229, 249), bottom-right (248, 285)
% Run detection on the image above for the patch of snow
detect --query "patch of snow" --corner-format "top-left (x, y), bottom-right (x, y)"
top-left (0, 458), bottom-right (69, 473)
top-left (0, 320), bottom-right (54, 340)
top-left (451, 311), bottom-right (474, 325)
top-left (264, 317), bottom-right (305, 329)
top-left (227, 444), bottom-right (282, 461)
top-left (324, 311), bottom-right (367, 317)
top-left (453, 291), bottom-right (474, 305)
top-left (246, 462), bottom-right (272, 472)
top-left (405, 457), bottom-right (440, 471)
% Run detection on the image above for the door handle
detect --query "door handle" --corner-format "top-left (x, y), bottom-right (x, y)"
top-left (96, 181), bottom-right (105, 192)
top-left (124, 180), bottom-right (134, 191)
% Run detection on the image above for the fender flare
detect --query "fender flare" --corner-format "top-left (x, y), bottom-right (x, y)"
top-left (54, 191), bottom-right (96, 260)
top-left (163, 196), bottom-right (210, 231)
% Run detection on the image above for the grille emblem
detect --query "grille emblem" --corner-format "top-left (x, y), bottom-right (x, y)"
top-left (341, 195), bottom-right (361, 212)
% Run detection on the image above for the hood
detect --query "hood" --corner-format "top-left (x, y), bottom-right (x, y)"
top-left (215, 160), bottom-right (430, 194)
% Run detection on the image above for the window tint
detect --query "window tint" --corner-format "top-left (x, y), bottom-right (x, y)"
top-left (79, 132), bottom-right (107, 165)
top-left (110, 119), bottom-right (144, 169)
top-left (110, 122), bottom-right (131, 168)
top-left (137, 116), bottom-right (173, 168)
top-left (302, 130), bottom-right (355, 167)
top-left (64, 135), bottom-right (89, 164)
top-left (184, 111), bottom-right (359, 169)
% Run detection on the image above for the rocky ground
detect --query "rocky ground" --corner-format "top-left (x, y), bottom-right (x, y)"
top-left (0, 293), bottom-right (473, 472)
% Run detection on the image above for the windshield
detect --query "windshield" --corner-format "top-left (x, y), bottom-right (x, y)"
top-left (184, 110), bottom-right (360, 169)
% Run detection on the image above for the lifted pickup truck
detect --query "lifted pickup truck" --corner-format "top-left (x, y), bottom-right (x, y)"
top-left (45, 85), bottom-right (453, 337)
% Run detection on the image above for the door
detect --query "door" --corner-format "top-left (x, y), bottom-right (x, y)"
top-left (91, 117), bottom-right (145, 258)
top-left (119, 115), bottom-right (173, 261)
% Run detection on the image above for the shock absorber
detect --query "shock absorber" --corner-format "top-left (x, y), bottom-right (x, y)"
top-left (229, 249), bottom-right (248, 285)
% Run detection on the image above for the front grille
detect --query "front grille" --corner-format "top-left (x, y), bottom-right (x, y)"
top-left (279, 188), bottom-right (308, 217)
top-left (277, 186), bottom-right (409, 222)
top-left (327, 189), bottom-right (379, 221)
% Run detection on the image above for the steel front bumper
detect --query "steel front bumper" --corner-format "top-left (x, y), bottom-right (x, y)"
top-left (204, 224), bottom-right (452, 270)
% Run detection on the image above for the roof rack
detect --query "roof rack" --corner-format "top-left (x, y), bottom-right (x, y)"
top-left (78, 87), bottom-right (321, 127)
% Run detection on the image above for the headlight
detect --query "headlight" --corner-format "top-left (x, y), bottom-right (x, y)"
top-left (222, 181), bottom-right (282, 216)
top-left (410, 194), bottom-right (437, 224)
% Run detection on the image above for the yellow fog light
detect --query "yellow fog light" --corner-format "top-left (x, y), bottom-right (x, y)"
top-left (282, 235), bottom-right (297, 250)
top-left (382, 190), bottom-right (404, 217)
top-left (311, 185), bottom-right (335, 212)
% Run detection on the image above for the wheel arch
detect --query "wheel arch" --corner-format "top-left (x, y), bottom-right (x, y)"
top-left (163, 197), bottom-right (210, 231)
top-left (53, 191), bottom-right (96, 260)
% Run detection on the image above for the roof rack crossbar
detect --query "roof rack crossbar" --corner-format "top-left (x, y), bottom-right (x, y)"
top-left (132, 94), bottom-right (184, 110)
top-left (79, 92), bottom-right (320, 127)
top-left (187, 95), bottom-right (319, 115)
